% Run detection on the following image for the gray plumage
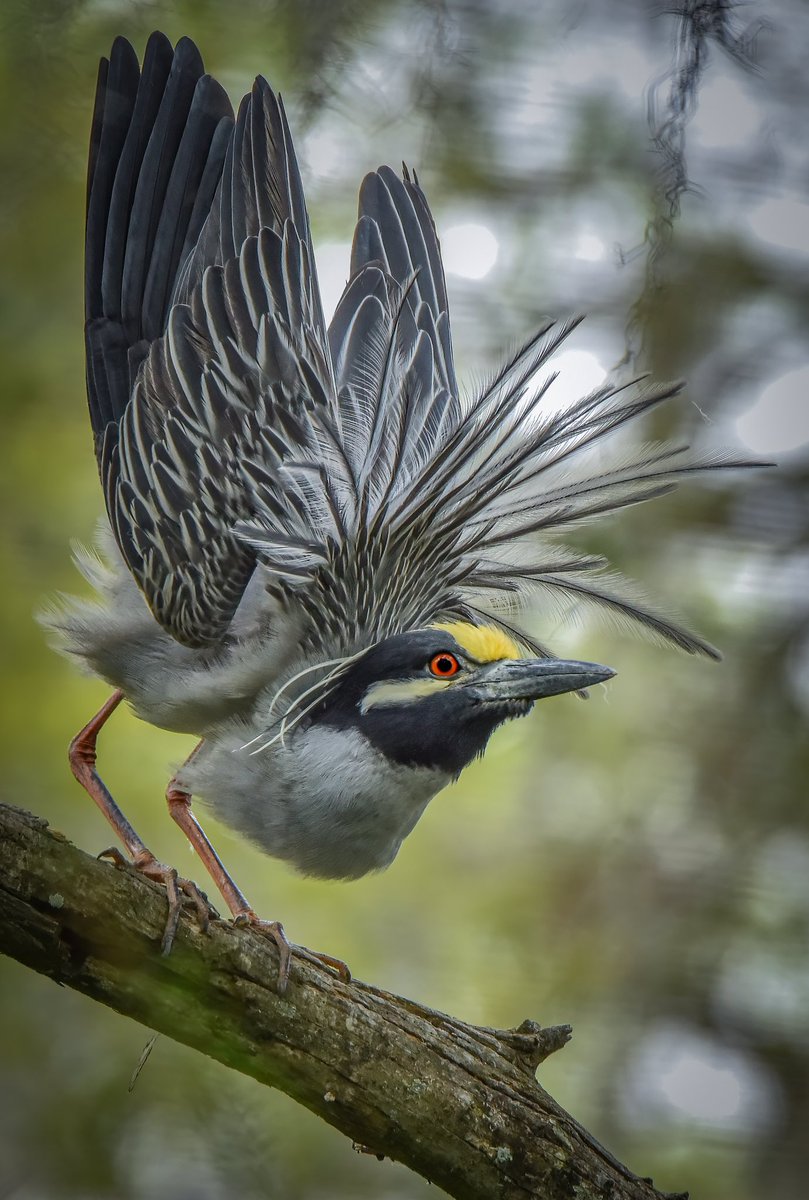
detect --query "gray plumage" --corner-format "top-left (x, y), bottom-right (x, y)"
top-left (43, 34), bottom-right (751, 883)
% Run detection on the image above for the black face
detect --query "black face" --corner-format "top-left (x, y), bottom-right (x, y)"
top-left (315, 630), bottom-right (530, 775)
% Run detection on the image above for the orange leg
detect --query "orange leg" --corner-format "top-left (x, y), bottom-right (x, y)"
top-left (166, 749), bottom-right (351, 994)
top-left (69, 691), bottom-right (215, 954)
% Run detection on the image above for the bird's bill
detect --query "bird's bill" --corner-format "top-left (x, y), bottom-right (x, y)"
top-left (465, 657), bottom-right (616, 702)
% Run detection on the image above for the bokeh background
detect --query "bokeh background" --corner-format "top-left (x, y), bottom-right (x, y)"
top-left (1, 1), bottom-right (807, 1197)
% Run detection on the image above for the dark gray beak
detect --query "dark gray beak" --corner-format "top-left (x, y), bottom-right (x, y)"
top-left (465, 657), bottom-right (616, 703)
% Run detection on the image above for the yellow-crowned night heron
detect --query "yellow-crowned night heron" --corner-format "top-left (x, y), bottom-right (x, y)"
top-left (44, 32), bottom-right (750, 991)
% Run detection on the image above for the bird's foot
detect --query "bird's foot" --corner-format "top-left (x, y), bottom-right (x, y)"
top-left (98, 846), bottom-right (218, 954)
top-left (232, 909), bottom-right (351, 994)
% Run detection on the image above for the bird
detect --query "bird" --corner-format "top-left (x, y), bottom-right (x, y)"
top-left (43, 31), bottom-right (751, 992)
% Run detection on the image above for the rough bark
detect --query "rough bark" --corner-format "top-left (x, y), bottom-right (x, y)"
top-left (0, 802), bottom-right (685, 1200)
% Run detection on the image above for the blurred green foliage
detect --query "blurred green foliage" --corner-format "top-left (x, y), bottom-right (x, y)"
top-left (1, 1), bottom-right (807, 1198)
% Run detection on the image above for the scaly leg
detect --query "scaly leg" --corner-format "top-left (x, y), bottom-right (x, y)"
top-left (69, 691), bottom-right (215, 953)
top-left (167, 749), bottom-right (351, 994)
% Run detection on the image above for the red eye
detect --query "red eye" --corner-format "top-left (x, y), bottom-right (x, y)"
top-left (429, 652), bottom-right (460, 678)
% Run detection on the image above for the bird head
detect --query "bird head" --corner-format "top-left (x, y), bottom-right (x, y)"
top-left (313, 622), bottom-right (615, 777)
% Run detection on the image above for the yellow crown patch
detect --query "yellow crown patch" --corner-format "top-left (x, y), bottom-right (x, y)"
top-left (430, 621), bottom-right (523, 663)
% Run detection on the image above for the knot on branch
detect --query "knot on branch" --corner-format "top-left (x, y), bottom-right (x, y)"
top-left (495, 1018), bottom-right (573, 1071)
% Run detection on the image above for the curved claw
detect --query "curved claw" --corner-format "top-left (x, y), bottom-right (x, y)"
top-left (231, 912), bottom-right (351, 993)
top-left (296, 945), bottom-right (352, 984)
top-left (98, 846), bottom-right (218, 954)
top-left (233, 913), bottom-right (292, 993)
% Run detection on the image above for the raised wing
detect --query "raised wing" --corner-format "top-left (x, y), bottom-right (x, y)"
top-left (86, 35), bottom-right (753, 666)
top-left (238, 165), bottom-right (753, 664)
top-left (85, 34), bottom-right (333, 646)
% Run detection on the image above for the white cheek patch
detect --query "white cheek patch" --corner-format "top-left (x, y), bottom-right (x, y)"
top-left (360, 676), bottom-right (453, 713)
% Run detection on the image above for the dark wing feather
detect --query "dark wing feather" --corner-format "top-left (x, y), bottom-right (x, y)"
top-left (330, 164), bottom-right (457, 397)
top-left (172, 76), bottom-right (327, 339)
top-left (85, 36), bottom-right (334, 647)
top-left (85, 32), bottom-right (233, 447)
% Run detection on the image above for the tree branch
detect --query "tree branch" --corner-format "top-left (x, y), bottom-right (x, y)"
top-left (0, 803), bottom-right (684, 1200)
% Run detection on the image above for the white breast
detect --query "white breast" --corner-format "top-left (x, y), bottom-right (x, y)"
top-left (183, 724), bottom-right (449, 880)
